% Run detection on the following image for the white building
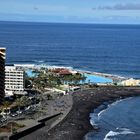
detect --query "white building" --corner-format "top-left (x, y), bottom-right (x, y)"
top-left (5, 66), bottom-right (24, 93)
top-left (118, 78), bottom-right (140, 86)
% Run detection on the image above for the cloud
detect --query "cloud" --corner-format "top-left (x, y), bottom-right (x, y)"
top-left (93, 3), bottom-right (140, 10)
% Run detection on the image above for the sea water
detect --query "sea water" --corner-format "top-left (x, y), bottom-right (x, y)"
top-left (85, 97), bottom-right (140, 140)
top-left (0, 21), bottom-right (140, 78)
top-left (0, 21), bottom-right (140, 139)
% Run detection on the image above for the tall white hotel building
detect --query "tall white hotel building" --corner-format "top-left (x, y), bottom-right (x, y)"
top-left (5, 66), bottom-right (24, 93)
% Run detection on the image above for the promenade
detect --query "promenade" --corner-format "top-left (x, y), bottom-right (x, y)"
top-left (0, 92), bottom-right (73, 140)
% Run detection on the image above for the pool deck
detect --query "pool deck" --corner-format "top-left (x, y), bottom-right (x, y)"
top-left (78, 70), bottom-right (126, 82)
top-left (83, 73), bottom-right (113, 83)
top-left (22, 64), bottom-right (127, 82)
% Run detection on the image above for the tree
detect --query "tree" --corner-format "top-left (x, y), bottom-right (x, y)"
top-left (2, 101), bottom-right (10, 122)
top-left (81, 75), bottom-right (87, 84)
top-left (25, 79), bottom-right (32, 88)
top-left (2, 101), bottom-right (10, 110)
top-left (20, 96), bottom-right (31, 107)
top-left (15, 98), bottom-right (22, 114)
top-left (46, 94), bottom-right (53, 100)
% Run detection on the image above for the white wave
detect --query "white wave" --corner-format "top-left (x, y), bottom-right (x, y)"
top-left (98, 108), bottom-right (108, 117)
top-left (90, 119), bottom-right (96, 126)
top-left (98, 97), bottom-right (133, 118)
top-left (33, 60), bottom-right (45, 63)
top-left (98, 104), bottom-right (112, 118)
top-left (114, 97), bottom-right (132, 104)
top-left (90, 114), bottom-right (99, 126)
top-left (104, 128), bottom-right (135, 140)
top-left (90, 97), bottom-right (135, 130)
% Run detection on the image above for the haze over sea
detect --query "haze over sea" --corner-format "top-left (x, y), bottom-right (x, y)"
top-left (0, 21), bottom-right (140, 78)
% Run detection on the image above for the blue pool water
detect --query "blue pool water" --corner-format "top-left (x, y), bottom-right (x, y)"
top-left (26, 70), bottom-right (38, 77)
top-left (26, 69), bottom-right (112, 83)
top-left (84, 74), bottom-right (113, 83)
top-left (26, 70), bottom-right (112, 83)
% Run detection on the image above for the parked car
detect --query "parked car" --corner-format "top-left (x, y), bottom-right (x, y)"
top-left (16, 110), bottom-right (22, 114)
top-left (10, 113), bottom-right (18, 117)
top-left (25, 106), bottom-right (31, 111)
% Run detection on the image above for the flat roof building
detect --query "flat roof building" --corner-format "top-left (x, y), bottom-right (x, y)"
top-left (0, 48), bottom-right (6, 103)
top-left (119, 78), bottom-right (140, 86)
top-left (5, 66), bottom-right (24, 93)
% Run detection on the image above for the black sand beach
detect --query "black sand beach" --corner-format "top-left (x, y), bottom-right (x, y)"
top-left (46, 86), bottom-right (140, 140)
top-left (20, 86), bottom-right (140, 140)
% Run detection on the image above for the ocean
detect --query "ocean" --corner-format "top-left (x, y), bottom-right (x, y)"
top-left (0, 21), bottom-right (140, 140)
top-left (86, 97), bottom-right (140, 140)
top-left (0, 21), bottom-right (140, 78)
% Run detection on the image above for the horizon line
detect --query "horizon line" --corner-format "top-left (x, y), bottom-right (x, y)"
top-left (0, 20), bottom-right (140, 26)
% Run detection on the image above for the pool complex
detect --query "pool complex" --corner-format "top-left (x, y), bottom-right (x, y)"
top-left (83, 73), bottom-right (113, 83)
top-left (26, 70), bottom-right (113, 83)
top-left (25, 70), bottom-right (38, 77)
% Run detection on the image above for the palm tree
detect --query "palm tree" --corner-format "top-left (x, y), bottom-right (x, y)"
top-left (20, 96), bottom-right (31, 107)
top-left (15, 98), bottom-right (22, 115)
top-left (81, 75), bottom-right (87, 84)
top-left (2, 101), bottom-right (9, 110)
top-left (2, 101), bottom-right (10, 122)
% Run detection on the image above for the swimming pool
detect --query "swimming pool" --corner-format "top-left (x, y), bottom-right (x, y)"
top-left (25, 69), bottom-right (112, 83)
top-left (83, 73), bottom-right (113, 83)
top-left (25, 70), bottom-right (38, 77)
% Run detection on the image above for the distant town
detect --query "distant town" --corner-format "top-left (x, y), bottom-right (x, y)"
top-left (0, 48), bottom-right (140, 139)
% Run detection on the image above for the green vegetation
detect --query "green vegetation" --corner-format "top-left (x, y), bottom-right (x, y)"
top-left (2, 101), bottom-right (11, 122)
top-left (0, 122), bottom-right (25, 133)
top-left (25, 69), bottom-right (86, 92)
top-left (61, 73), bottom-right (86, 85)
top-left (15, 96), bottom-right (31, 112)
top-left (2, 101), bottom-right (10, 110)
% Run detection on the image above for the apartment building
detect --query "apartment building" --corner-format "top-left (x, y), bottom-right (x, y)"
top-left (5, 66), bottom-right (24, 92)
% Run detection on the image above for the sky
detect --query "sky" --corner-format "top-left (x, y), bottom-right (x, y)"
top-left (0, 0), bottom-right (140, 24)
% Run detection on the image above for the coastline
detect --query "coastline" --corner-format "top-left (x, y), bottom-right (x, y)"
top-left (14, 63), bottom-right (127, 81)
top-left (6, 63), bottom-right (140, 140)
top-left (45, 86), bottom-right (140, 140)
top-left (88, 96), bottom-right (133, 130)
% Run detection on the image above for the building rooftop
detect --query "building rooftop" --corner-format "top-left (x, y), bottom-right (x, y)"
top-left (59, 69), bottom-right (72, 75)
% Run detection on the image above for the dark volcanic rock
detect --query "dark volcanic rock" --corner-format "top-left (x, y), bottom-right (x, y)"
top-left (21, 87), bottom-right (140, 140)
top-left (46, 87), bottom-right (140, 140)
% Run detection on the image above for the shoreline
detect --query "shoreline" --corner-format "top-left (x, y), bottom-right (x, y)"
top-left (13, 63), bottom-right (127, 81)
top-left (88, 96), bottom-right (133, 129)
top-left (45, 86), bottom-right (140, 140)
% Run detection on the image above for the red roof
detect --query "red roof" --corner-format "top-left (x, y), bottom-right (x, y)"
top-left (59, 70), bottom-right (72, 75)
top-left (52, 68), bottom-right (65, 73)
